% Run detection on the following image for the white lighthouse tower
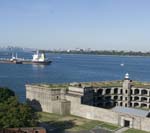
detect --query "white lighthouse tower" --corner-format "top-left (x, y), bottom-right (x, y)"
top-left (122, 73), bottom-right (131, 107)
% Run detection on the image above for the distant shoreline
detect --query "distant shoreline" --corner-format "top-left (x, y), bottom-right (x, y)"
top-left (1, 50), bottom-right (150, 57)
top-left (41, 50), bottom-right (150, 57)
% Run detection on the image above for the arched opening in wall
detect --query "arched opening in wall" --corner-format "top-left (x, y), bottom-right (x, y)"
top-left (141, 90), bottom-right (148, 95)
top-left (106, 89), bottom-right (111, 94)
top-left (130, 89), bottom-right (133, 94)
top-left (147, 112), bottom-right (150, 117)
top-left (114, 102), bottom-right (117, 106)
top-left (120, 102), bottom-right (122, 106)
top-left (56, 96), bottom-right (59, 100)
top-left (120, 89), bottom-right (123, 94)
top-left (114, 88), bottom-right (118, 94)
top-left (134, 103), bottom-right (139, 107)
top-left (134, 89), bottom-right (139, 95)
top-left (124, 120), bottom-right (130, 127)
top-left (98, 96), bottom-right (103, 100)
top-left (105, 96), bottom-right (111, 101)
top-left (125, 103), bottom-right (127, 107)
top-left (97, 89), bottom-right (103, 95)
top-left (141, 103), bottom-right (147, 108)
top-left (141, 97), bottom-right (147, 102)
top-left (130, 103), bottom-right (132, 107)
top-left (105, 102), bottom-right (112, 108)
top-left (120, 96), bottom-right (123, 100)
top-left (97, 103), bottom-right (103, 107)
top-left (134, 96), bottom-right (139, 101)
top-left (130, 96), bottom-right (133, 101)
top-left (35, 130), bottom-right (39, 133)
top-left (114, 96), bottom-right (118, 100)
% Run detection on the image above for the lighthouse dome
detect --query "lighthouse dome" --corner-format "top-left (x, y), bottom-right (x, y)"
top-left (124, 73), bottom-right (129, 79)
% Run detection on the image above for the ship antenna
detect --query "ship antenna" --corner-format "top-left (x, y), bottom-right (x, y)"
top-left (12, 53), bottom-right (14, 58)
top-left (37, 50), bottom-right (39, 55)
top-left (16, 53), bottom-right (18, 59)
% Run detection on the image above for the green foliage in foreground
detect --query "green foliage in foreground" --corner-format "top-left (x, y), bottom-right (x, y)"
top-left (0, 88), bottom-right (37, 128)
top-left (124, 128), bottom-right (149, 133)
top-left (0, 87), bottom-right (15, 102)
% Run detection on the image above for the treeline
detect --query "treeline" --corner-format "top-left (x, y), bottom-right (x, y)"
top-left (0, 87), bottom-right (37, 128)
top-left (41, 50), bottom-right (150, 56)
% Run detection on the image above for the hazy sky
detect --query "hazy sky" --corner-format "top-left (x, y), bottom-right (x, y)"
top-left (0, 0), bottom-right (150, 51)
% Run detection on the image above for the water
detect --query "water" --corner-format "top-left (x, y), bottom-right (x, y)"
top-left (0, 52), bottom-right (150, 102)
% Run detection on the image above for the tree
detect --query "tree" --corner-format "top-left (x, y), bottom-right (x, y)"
top-left (0, 88), bottom-right (37, 128)
top-left (0, 87), bottom-right (15, 102)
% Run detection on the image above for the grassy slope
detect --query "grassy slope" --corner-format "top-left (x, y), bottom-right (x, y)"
top-left (124, 128), bottom-right (150, 133)
top-left (37, 112), bottom-right (119, 132)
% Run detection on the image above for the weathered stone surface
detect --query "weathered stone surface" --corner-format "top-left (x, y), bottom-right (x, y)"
top-left (26, 81), bottom-right (150, 132)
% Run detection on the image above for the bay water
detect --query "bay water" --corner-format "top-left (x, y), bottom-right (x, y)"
top-left (0, 52), bottom-right (150, 102)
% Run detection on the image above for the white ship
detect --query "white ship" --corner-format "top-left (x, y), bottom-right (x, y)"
top-left (32, 51), bottom-right (52, 65)
top-left (0, 51), bottom-right (52, 65)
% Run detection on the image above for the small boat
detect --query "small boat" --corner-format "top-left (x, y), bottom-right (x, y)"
top-left (120, 63), bottom-right (124, 67)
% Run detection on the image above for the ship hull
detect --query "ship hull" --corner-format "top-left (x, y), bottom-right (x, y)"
top-left (0, 60), bottom-right (22, 64)
top-left (0, 60), bottom-right (52, 65)
top-left (24, 60), bottom-right (52, 65)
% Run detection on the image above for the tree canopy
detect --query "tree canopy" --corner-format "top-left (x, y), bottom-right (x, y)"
top-left (0, 88), bottom-right (37, 128)
top-left (0, 87), bottom-right (15, 102)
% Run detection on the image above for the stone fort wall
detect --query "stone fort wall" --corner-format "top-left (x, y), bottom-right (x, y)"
top-left (66, 94), bottom-right (119, 125)
top-left (26, 82), bottom-right (150, 132)
top-left (66, 94), bottom-right (150, 131)
top-left (26, 84), bottom-right (70, 115)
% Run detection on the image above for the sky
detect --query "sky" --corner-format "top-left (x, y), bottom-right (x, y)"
top-left (0, 0), bottom-right (150, 51)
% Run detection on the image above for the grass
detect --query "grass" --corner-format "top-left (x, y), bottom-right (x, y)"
top-left (33, 80), bottom-right (150, 89)
top-left (32, 83), bottom-right (69, 89)
top-left (76, 80), bottom-right (123, 88)
top-left (100, 123), bottom-right (119, 130)
top-left (35, 80), bottom-right (123, 89)
top-left (37, 112), bottom-right (63, 122)
top-left (37, 112), bottom-right (119, 132)
top-left (134, 107), bottom-right (149, 111)
top-left (132, 81), bottom-right (150, 88)
top-left (124, 128), bottom-right (150, 133)
top-left (68, 120), bottom-right (104, 131)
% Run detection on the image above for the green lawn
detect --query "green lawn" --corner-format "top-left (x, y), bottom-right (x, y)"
top-left (37, 112), bottom-right (119, 132)
top-left (35, 80), bottom-right (150, 89)
top-left (124, 128), bottom-right (150, 133)
top-left (100, 123), bottom-right (119, 130)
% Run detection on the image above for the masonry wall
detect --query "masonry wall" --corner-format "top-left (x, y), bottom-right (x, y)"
top-left (26, 84), bottom-right (150, 132)
top-left (26, 85), bottom-right (70, 114)
top-left (26, 85), bottom-right (53, 112)
top-left (65, 94), bottom-right (150, 132)
top-left (141, 118), bottom-right (150, 131)
top-left (52, 100), bottom-right (71, 115)
top-left (66, 94), bottom-right (119, 125)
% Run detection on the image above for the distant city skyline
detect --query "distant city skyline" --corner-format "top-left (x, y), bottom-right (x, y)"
top-left (0, 0), bottom-right (150, 51)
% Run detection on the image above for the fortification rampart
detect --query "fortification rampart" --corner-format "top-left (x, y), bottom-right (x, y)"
top-left (26, 84), bottom-right (70, 115)
top-left (66, 94), bottom-right (119, 125)
top-left (25, 75), bottom-right (150, 132)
